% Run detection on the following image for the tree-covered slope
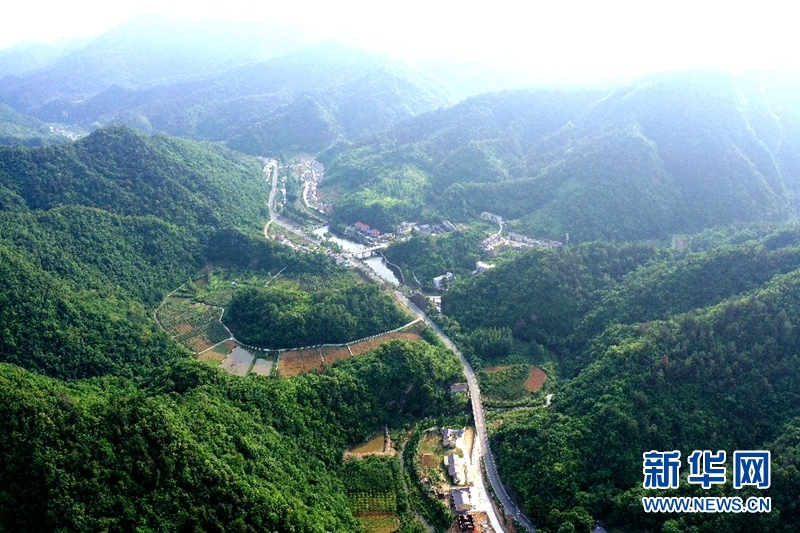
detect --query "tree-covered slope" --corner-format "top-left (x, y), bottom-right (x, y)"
top-left (3, 37), bottom-right (453, 154)
top-left (493, 269), bottom-right (800, 533)
top-left (323, 70), bottom-right (800, 241)
top-left (0, 103), bottom-right (78, 146)
top-left (0, 14), bottom-right (306, 112)
top-left (0, 125), bottom-right (270, 231)
top-left (0, 123), bottom-right (463, 532)
top-left (0, 338), bottom-right (463, 532)
top-left (0, 126), bottom-right (330, 380)
top-left (436, 224), bottom-right (800, 531)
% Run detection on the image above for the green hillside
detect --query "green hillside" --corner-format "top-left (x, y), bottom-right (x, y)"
top-left (323, 71), bottom-right (800, 241)
top-left (0, 124), bottom-right (464, 531)
top-left (0, 103), bottom-right (77, 146)
top-left (3, 39), bottom-right (453, 155)
top-left (0, 125), bottom-right (295, 379)
top-left (0, 339), bottom-right (462, 532)
top-left (436, 224), bottom-right (800, 531)
top-left (0, 14), bottom-right (305, 111)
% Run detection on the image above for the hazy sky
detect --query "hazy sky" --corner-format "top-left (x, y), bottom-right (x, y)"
top-left (2, 0), bottom-right (798, 84)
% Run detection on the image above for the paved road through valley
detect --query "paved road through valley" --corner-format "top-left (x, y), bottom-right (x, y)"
top-left (395, 292), bottom-right (537, 533)
top-left (262, 159), bottom-right (535, 530)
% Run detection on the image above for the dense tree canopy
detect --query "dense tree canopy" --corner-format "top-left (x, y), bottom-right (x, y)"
top-left (439, 224), bottom-right (800, 532)
top-left (0, 338), bottom-right (463, 532)
top-left (225, 283), bottom-right (409, 348)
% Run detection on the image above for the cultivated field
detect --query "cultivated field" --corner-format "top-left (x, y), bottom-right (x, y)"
top-left (276, 329), bottom-right (423, 378)
top-left (277, 350), bottom-right (324, 377)
top-left (156, 299), bottom-right (230, 353)
top-left (197, 340), bottom-right (234, 366)
top-left (320, 344), bottom-right (352, 365)
top-left (525, 366), bottom-right (547, 392)
top-left (348, 332), bottom-right (422, 357)
top-left (354, 513), bottom-right (400, 533)
top-left (251, 358), bottom-right (275, 377)
top-left (349, 492), bottom-right (397, 515)
top-left (220, 346), bottom-right (254, 376)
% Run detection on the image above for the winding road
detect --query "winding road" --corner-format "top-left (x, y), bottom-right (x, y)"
top-left (263, 159), bottom-right (318, 244)
top-left (395, 292), bottom-right (537, 533)
top-left (261, 158), bottom-right (535, 531)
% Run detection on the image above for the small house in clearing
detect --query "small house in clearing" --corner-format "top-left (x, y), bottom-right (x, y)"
top-left (450, 383), bottom-right (469, 394)
top-left (433, 272), bottom-right (454, 290)
top-left (452, 487), bottom-right (472, 513)
top-left (442, 427), bottom-right (465, 448)
top-left (445, 453), bottom-right (467, 485)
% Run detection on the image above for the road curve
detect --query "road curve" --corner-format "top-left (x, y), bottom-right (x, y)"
top-left (395, 292), bottom-right (537, 533)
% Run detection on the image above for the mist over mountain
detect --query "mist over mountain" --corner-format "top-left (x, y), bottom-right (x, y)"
top-left (4, 11), bottom-right (800, 533)
top-left (0, 14), bottom-right (307, 109)
top-left (324, 69), bottom-right (800, 240)
top-left (0, 20), bottom-right (454, 155)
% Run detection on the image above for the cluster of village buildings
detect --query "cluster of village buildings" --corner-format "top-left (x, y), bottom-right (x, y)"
top-left (479, 217), bottom-right (563, 254)
top-left (438, 426), bottom-right (493, 532)
top-left (345, 219), bottom-right (460, 246)
top-left (480, 212), bottom-right (503, 225)
top-left (299, 159), bottom-right (333, 214)
top-left (480, 232), bottom-right (563, 252)
top-left (272, 234), bottom-right (314, 254)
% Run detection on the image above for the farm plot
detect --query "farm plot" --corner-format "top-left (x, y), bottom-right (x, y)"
top-left (350, 492), bottom-right (397, 515)
top-left (348, 332), bottom-right (422, 357)
top-left (251, 358), bottom-right (274, 377)
top-left (525, 366), bottom-right (547, 392)
top-left (277, 350), bottom-right (323, 377)
top-left (320, 345), bottom-right (352, 366)
top-left (198, 340), bottom-right (234, 366)
top-left (275, 325), bottom-right (424, 378)
top-left (220, 346), bottom-right (255, 376)
top-left (302, 352), bottom-right (324, 373)
top-left (354, 513), bottom-right (400, 533)
top-left (277, 351), bottom-right (305, 377)
top-left (156, 299), bottom-right (230, 353)
top-left (342, 456), bottom-right (402, 533)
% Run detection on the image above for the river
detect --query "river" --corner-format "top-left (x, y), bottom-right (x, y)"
top-left (312, 226), bottom-right (401, 286)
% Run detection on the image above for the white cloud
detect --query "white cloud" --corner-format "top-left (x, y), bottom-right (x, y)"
top-left (1, 0), bottom-right (798, 83)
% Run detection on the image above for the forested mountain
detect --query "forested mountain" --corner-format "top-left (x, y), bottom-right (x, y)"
top-left (0, 339), bottom-right (462, 532)
top-left (0, 14), bottom-right (306, 111)
top-left (435, 223), bottom-right (800, 531)
top-left (0, 125), bottom-right (307, 379)
top-left (323, 70), bottom-right (800, 240)
top-left (0, 23), bottom-right (453, 154)
top-left (0, 103), bottom-right (78, 146)
top-left (226, 283), bottom-right (409, 348)
top-left (5, 20), bottom-right (800, 530)
top-left (0, 125), bottom-right (465, 530)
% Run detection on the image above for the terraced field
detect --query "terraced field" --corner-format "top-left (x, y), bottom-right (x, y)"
top-left (156, 298), bottom-right (231, 354)
top-left (276, 329), bottom-right (423, 377)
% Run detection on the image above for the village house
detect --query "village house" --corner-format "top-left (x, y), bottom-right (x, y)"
top-left (396, 221), bottom-right (415, 234)
top-left (472, 261), bottom-right (495, 275)
top-left (457, 514), bottom-right (476, 533)
top-left (442, 427), bottom-right (465, 448)
top-left (450, 383), bottom-right (469, 394)
top-left (480, 211), bottom-right (503, 224)
top-left (433, 272), bottom-right (454, 290)
top-left (444, 453), bottom-right (467, 485)
top-left (451, 487), bottom-right (473, 513)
